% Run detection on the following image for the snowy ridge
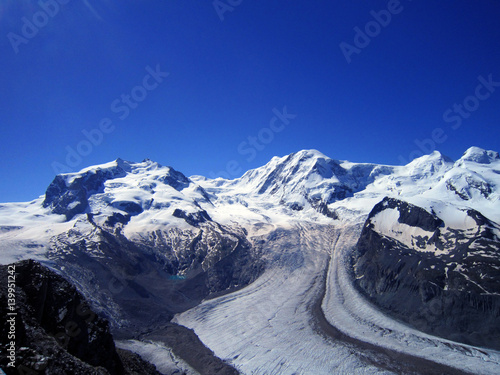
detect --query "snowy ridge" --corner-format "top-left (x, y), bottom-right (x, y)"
top-left (1, 146), bottom-right (499, 242)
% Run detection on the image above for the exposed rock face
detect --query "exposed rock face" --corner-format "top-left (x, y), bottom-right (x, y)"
top-left (45, 216), bottom-right (264, 335)
top-left (172, 208), bottom-right (212, 226)
top-left (379, 198), bottom-right (444, 231)
top-left (43, 166), bottom-right (128, 221)
top-left (352, 197), bottom-right (500, 350)
top-left (0, 260), bottom-right (161, 375)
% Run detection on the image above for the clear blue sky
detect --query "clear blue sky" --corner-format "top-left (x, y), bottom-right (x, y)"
top-left (1, 0), bottom-right (499, 202)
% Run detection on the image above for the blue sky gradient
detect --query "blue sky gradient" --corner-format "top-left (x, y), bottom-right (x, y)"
top-left (1, 0), bottom-right (499, 202)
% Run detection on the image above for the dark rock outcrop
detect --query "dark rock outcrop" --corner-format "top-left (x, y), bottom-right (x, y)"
top-left (372, 197), bottom-right (444, 231)
top-left (172, 209), bottom-right (212, 226)
top-left (0, 260), bottom-right (161, 375)
top-left (43, 167), bottom-right (127, 221)
top-left (352, 197), bottom-right (500, 351)
top-left (158, 167), bottom-right (191, 191)
top-left (46, 217), bottom-right (264, 336)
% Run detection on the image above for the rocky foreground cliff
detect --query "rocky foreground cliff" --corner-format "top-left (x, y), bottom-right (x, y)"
top-left (0, 260), bottom-right (163, 374)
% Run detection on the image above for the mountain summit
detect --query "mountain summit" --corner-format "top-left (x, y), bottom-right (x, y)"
top-left (1, 146), bottom-right (499, 236)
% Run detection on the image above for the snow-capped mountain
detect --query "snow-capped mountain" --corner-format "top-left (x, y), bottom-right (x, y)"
top-left (1, 146), bottom-right (500, 374)
top-left (3, 146), bottom-right (498, 240)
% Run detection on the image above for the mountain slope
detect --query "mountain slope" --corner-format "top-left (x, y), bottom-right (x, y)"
top-left (353, 197), bottom-right (500, 350)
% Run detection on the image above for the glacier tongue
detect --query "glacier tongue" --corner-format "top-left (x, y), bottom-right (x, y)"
top-left (174, 223), bottom-right (393, 375)
top-left (173, 222), bottom-right (500, 374)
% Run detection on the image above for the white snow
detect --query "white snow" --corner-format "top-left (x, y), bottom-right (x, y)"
top-left (370, 208), bottom-right (440, 253)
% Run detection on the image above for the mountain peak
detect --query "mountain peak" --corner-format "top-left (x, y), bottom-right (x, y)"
top-left (459, 147), bottom-right (500, 164)
top-left (292, 149), bottom-right (330, 160)
top-left (407, 150), bottom-right (453, 165)
top-left (115, 158), bottom-right (134, 172)
top-left (404, 150), bottom-right (454, 177)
